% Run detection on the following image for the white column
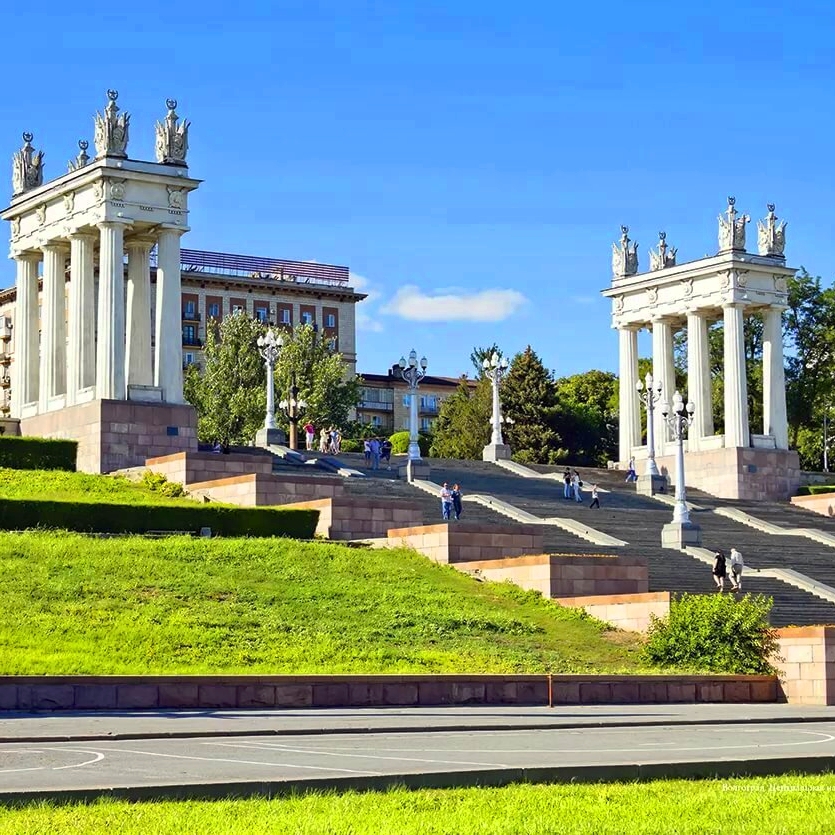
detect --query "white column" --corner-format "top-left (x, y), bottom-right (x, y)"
top-left (38, 244), bottom-right (67, 410)
top-left (686, 311), bottom-right (714, 450)
top-left (11, 254), bottom-right (40, 416)
top-left (125, 239), bottom-right (154, 389)
top-left (652, 318), bottom-right (676, 446)
top-left (154, 228), bottom-right (184, 403)
top-left (618, 326), bottom-right (641, 461)
top-left (66, 232), bottom-right (96, 405)
top-left (723, 302), bottom-right (749, 447)
top-left (763, 305), bottom-right (789, 449)
top-left (96, 221), bottom-right (127, 401)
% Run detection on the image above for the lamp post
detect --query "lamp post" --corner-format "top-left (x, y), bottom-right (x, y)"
top-left (396, 349), bottom-right (427, 462)
top-left (659, 390), bottom-right (701, 547)
top-left (278, 373), bottom-right (307, 451)
top-left (482, 351), bottom-right (512, 462)
top-left (635, 372), bottom-right (668, 496)
top-left (255, 329), bottom-right (283, 447)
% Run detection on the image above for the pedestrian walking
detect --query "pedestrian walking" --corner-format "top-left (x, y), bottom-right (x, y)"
top-left (589, 484), bottom-right (600, 509)
top-left (730, 548), bottom-right (744, 592)
top-left (440, 482), bottom-right (454, 521)
top-left (563, 468), bottom-right (572, 500)
top-left (572, 470), bottom-right (583, 503)
top-left (712, 550), bottom-right (727, 592)
top-left (451, 483), bottom-right (463, 520)
top-left (369, 437), bottom-right (381, 470)
top-left (319, 428), bottom-right (329, 453)
top-left (381, 438), bottom-right (393, 469)
top-left (625, 456), bottom-right (637, 483)
top-left (363, 438), bottom-right (372, 467)
top-left (303, 421), bottom-right (315, 451)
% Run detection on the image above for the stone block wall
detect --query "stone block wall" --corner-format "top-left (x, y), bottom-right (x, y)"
top-left (790, 493), bottom-right (835, 518)
top-left (281, 496), bottom-right (423, 540)
top-left (775, 626), bottom-right (835, 705)
top-left (456, 553), bottom-right (649, 599)
top-left (386, 522), bottom-right (544, 564)
top-left (556, 592), bottom-right (670, 632)
top-left (21, 399), bottom-right (198, 473)
top-left (185, 472), bottom-right (346, 506)
top-left (145, 451), bottom-right (275, 486)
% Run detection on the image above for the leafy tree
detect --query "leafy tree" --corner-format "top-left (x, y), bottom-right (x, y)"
top-left (501, 346), bottom-right (564, 464)
top-left (470, 344), bottom-right (504, 378)
top-left (272, 323), bottom-right (361, 433)
top-left (554, 370), bottom-right (619, 465)
top-left (184, 311), bottom-right (266, 448)
top-left (429, 377), bottom-right (491, 459)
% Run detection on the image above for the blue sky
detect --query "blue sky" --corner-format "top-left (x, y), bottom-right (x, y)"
top-left (3, 0), bottom-right (834, 378)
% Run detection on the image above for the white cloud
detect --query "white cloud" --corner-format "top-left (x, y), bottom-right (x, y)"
top-left (381, 285), bottom-right (528, 323)
top-left (351, 272), bottom-right (384, 332)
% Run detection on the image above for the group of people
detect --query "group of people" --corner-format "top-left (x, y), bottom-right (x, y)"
top-left (440, 482), bottom-right (464, 521)
top-left (562, 468), bottom-right (601, 509)
top-left (363, 437), bottom-right (393, 470)
top-left (712, 547), bottom-right (745, 592)
top-left (303, 423), bottom-right (344, 455)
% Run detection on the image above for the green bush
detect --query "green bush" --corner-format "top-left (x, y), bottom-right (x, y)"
top-left (141, 470), bottom-right (186, 497)
top-left (389, 431), bottom-right (431, 456)
top-left (796, 484), bottom-right (835, 496)
top-left (643, 593), bottom-right (779, 674)
top-left (340, 438), bottom-right (363, 453)
top-left (0, 498), bottom-right (318, 539)
top-left (0, 437), bottom-right (77, 471)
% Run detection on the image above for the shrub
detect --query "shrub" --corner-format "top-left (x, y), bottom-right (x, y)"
top-left (389, 431), bottom-right (431, 456)
top-left (340, 438), bottom-right (362, 453)
top-left (0, 498), bottom-right (318, 539)
top-left (0, 437), bottom-right (77, 471)
top-left (643, 593), bottom-right (779, 674)
top-left (796, 485), bottom-right (835, 496)
top-left (141, 470), bottom-right (186, 498)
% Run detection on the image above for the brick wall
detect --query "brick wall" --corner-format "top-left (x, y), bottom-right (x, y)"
top-left (556, 592), bottom-right (670, 632)
top-left (0, 673), bottom-right (778, 711)
top-left (21, 400), bottom-right (198, 473)
top-left (145, 451), bottom-right (275, 486)
top-left (185, 472), bottom-right (345, 506)
top-left (789, 493), bottom-right (835, 518)
top-left (281, 496), bottom-right (423, 540)
top-left (387, 523), bottom-right (544, 564)
top-left (775, 626), bottom-right (835, 705)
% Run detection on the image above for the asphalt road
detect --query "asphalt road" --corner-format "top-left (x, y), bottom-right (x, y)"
top-left (3, 716), bottom-right (835, 801)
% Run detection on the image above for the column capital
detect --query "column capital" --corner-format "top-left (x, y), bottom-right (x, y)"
top-left (722, 301), bottom-right (746, 310)
top-left (156, 225), bottom-right (187, 237)
top-left (67, 229), bottom-right (98, 243)
top-left (98, 218), bottom-right (133, 230)
top-left (39, 239), bottom-right (70, 253)
top-left (765, 303), bottom-right (788, 313)
top-left (11, 251), bottom-right (41, 264)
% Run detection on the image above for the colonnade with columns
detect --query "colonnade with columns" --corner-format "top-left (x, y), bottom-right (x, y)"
top-left (12, 224), bottom-right (184, 417)
top-left (617, 303), bottom-right (788, 460)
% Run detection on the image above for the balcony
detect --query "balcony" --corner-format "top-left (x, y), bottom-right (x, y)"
top-left (181, 310), bottom-right (201, 323)
top-left (419, 403), bottom-right (440, 415)
top-left (359, 400), bottom-right (393, 411)
top-left (182, 337), bottom-right (203, 347)
top-left (0, 319), bottom-right (11, 340)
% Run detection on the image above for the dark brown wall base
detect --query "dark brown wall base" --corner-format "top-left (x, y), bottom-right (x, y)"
top-left (0, 674), bottom-right (779, 712)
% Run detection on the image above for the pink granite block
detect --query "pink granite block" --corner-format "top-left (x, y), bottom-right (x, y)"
top-left (382, 684), bottom-right (419, 705)
top-left (0, 685), bottom-right (17, 710)
top-left (667, 683), bottom-right (697, 703)
top-left (74, 685), bottom-right (117, 710)
top-left (550, 682), bottom-right (580, 704)
top-left (579, 682), bottom-right (612, 704)
top-left (116, 685), bottom-right (159, 709)
top-left (198, 685), bottom-right (238, 709)
top-left (237, 686), bottom-right (276, 708)
top-left (159, 684), bottom-right (200, 709)
top-left (275, 685), bottom-right (313, 707)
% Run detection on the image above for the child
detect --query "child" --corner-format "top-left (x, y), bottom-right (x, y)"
top-left (589, 484), bottom-right (600, 509)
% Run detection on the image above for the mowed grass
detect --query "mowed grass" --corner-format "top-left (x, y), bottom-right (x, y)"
top-left (0, 467), bottom-right (199, 506)
top-left (3, 776), bottom-right (835, 834)
top-left (0, 530), bottom-right (644, 675)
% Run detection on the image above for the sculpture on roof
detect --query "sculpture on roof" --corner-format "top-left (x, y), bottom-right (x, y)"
top-left (11, 132), bottom-right (44, 196)
top-left (155, 98), bottom-right (189, 165)
top-left (718, 196), bottom-right (749, 252)
top-left (67, 139), bottom-right (90, 172)
top-left (611, 225), bottom-right (639, 276)
top-left (757, 203), bottom-right (786, 258)
top-left (94, 90), bottom-right (130, 159)
top-left (649, 231), bottom-right (677, 271)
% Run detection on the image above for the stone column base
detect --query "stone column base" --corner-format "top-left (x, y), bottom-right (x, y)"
top-left (636, 473), bottom-right (668, 495)
top-left (661, 521), bottom-right (703, 549)
top-left (399, 459), bottom-right (431, 482)
top-left (482, 443), bottom-right (512, 462)
top-left (255, 426), bottom-right (287, 448)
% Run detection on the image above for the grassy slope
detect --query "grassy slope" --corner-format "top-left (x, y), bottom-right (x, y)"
top-left (0, 468), bottom-right (200, 506)
top-left (2, 777), bottom-right (833, 834)
top-left (0, 531), bottom-right (643, 675)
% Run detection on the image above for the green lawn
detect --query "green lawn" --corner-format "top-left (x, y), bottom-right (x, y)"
top-left (0, 530), bottom-right (643, 675)
top-left (3, 776), bottom-right (834, 834)
top-left (0, 467), bottom-right (199, 506)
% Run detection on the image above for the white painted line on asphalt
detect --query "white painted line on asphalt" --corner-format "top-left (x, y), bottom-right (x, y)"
top-left (0, 747), bottom-right (105, 774)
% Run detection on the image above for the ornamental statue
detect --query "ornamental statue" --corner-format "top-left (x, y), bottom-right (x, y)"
top-left (649, 231), bottom-right (677, 271)
top-left (11, 132), bottom-right (44, 196)
top-left (611, 225), bottom-right (639, 276)
top-left (756, 203), bottom-right (786, 258)
top-left (67, 139), bottom-right (90, 173)
top-left (94, 90), bottom-right (130, 159)
top-left (718, 196), bottom-right (750, 252)
top-left (155, 98), bottom-right (189, 165)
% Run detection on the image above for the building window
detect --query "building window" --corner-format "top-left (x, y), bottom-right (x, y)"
top-left (420, 395), bottom-right (438, 411)
top-left (185, 352), bottom-right (194, 365)
top-left (280, 308), bottom-right (291, 324)
top-left (420, 417), bottom-right (436, 432)
top-left (325, 313), bottom-right (336, 328)
top-left (232, 304), bottom-right (245, 314)
top-left (183, 301), bottom-right (196, 319)
top-left (371, 415), bottom-right (382, 427)
top-left (402, 394), bottom-right (411, 407)
top-left (361, 387), bottom-right (393, 404)
top-left (255, 306), bottom-right (269, 323)
top-left (301, 311), bottom-right (314, 325)
top-left (182, 324), bottom-right (196, 344)
top-left (208, 302), bottom-right (220, 319)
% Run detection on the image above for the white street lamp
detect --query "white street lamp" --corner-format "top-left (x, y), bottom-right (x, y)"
top-left (482, 351), bottom-right (512, 462)
top-left (636, 372), bottom-right (663, 477)
top-left (659, 390), bottom-right (701, 547)
top-left (257, 329), bottom-right (283, 431)
top-left (396, 349), bottom-right (428, 462)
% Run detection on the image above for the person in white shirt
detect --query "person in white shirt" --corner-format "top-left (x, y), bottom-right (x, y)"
top-left (440, 483), bottom-right (454, 520)
top-left (571, 471), bottom-right (582, 503)
top-left (730, 548), bottom-right (744, 592)
top-left (589, 484), bottom-right (600, 509)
